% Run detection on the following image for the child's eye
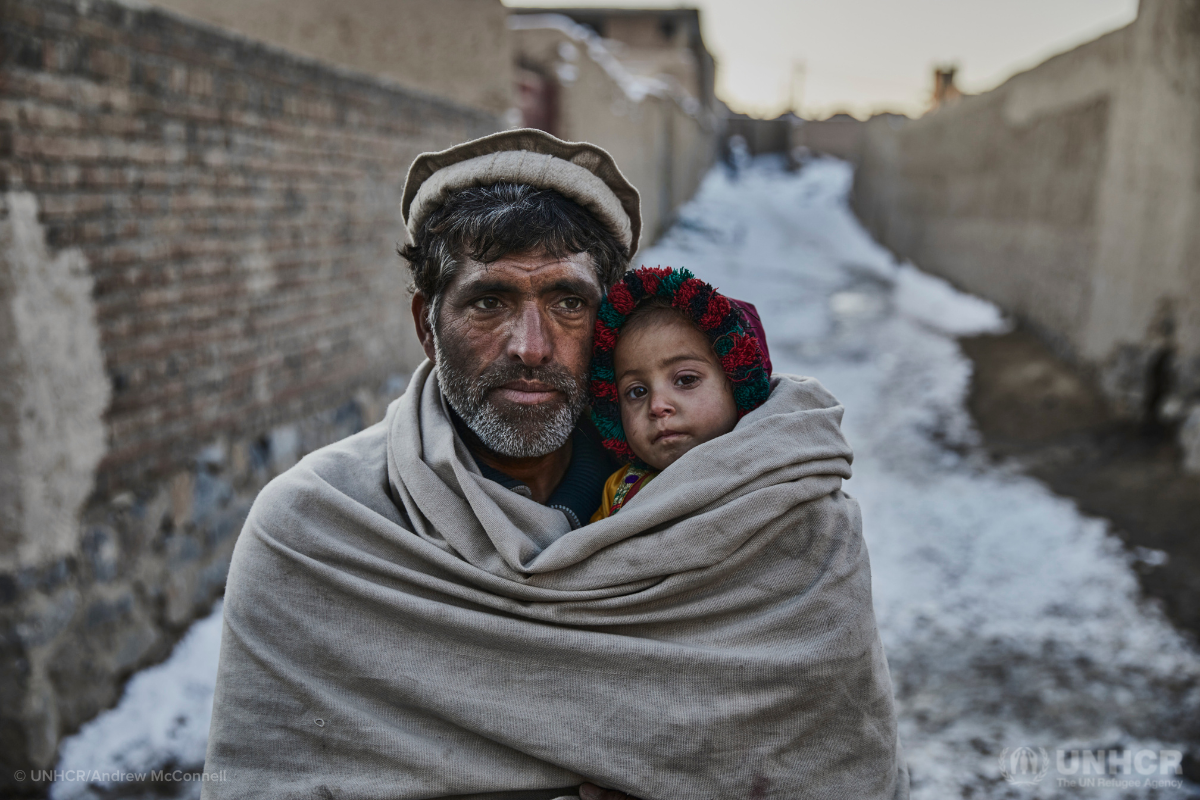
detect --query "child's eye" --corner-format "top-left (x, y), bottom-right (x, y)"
top-left (676, 374), bottom-right (700, 387)
top-left (625, 385), bottom-right (647, 400)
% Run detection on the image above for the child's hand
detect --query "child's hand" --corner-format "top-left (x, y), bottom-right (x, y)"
top-left (579, 783), bottom-right (641, 800)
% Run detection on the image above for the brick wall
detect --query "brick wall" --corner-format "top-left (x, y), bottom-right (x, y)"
top-left (4, 0), bottom-right (495, 495)
top-left (0, 0), bottom-right (497, 787)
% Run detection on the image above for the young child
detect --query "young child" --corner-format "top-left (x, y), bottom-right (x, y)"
top-left (589, 266), bottom-right (772, 521)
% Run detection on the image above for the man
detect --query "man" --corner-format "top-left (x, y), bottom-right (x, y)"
top-left (202, 130), bottom-right (906, 800)
top-left (399, 134), bottom-right (635, 528)
top-left (403, 136), bottom-right (641, 800)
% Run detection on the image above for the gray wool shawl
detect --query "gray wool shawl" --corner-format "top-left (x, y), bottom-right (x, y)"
top-left (201, 362), bottom-right (908, 800)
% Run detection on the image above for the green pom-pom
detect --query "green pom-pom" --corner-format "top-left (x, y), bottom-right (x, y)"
top-left (591, 413), bottom-right (624, 439)
top-left (598, 304), bottom-right (625, 328)
top-left (732, 384), bottom-right (757, 406)
top-left (591, 363), bottom-right (614, 381)
top-left (657, 268), bottom-right (692, 296)
top-left (732, 377), bottom-right (770, 412)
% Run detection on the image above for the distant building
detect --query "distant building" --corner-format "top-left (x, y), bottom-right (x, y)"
top-left (793, 112), bottom-right (908, 164)
top-left (508, 8), bottom-right (718, 241)
top-left (509, 7), bottom-right (716, 113)
top-left (931, 65), bottom-right (963, 109)
top-left (724, 113), bottom-right (792, 157)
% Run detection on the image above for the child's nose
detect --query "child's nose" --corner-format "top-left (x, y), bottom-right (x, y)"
top-left (648, 391), bottom-right (675, 417)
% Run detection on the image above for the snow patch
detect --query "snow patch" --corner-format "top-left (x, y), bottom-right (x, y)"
top-left (51, 602), bottom-right (224, 800)
top-left (893, 262), bottom-right (1010, 337)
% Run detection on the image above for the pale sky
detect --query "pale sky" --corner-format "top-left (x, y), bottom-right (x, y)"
top-left (505, 0), bottom-right (1140, 118)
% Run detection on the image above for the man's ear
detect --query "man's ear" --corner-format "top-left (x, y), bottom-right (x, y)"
top-left (411, 292), bottom-right (437, 363)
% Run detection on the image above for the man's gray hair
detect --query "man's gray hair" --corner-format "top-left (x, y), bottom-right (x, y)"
top-left (398, 182), bottom-right (629, 327)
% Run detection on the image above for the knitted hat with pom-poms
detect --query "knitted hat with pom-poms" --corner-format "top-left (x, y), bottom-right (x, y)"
top-left (589, 266), bottom-right (772, 462)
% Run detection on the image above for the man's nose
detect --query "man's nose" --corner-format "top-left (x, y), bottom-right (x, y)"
top-left (506, 303), bottom-right (553, 366)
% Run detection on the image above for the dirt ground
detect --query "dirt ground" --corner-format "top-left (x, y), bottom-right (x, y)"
top-left (960, 328), bottom-right (1200, 641)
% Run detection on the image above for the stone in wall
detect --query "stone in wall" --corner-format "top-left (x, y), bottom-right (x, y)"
top-left (141, 0), bottom-right (515, 116)
top-left (1, 377), bottom-right (407, 796)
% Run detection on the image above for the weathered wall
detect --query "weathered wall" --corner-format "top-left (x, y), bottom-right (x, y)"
top-left (725, 115), bottom-right (791, 156)
top-left (852, 0), bottom-right (1200, 463)
top-left (794, 113), bottom-right (867, 162)
top-left (1084, 0), bottom-right (1200, 419)
top-left (854, 29), bottom-right (1123, 356)
top-left (142, 0), bottom-right (515, 115)
top-left (511, 16), bottom-right (717, 244)
top-left (0, 0), bottom-right (495, 787)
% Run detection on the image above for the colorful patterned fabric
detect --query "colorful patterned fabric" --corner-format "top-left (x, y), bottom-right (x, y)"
top-left (589, 266), bottom-right (772, 463)
top-left (591, 464), bottom-right (658, 521)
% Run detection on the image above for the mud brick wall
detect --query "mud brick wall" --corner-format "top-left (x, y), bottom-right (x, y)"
top-left (0, 0), bottom-right (497, 787)
top-left (851, 0), bottom-right (1200, 465)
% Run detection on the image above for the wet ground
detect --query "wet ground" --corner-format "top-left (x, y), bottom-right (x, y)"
top-left (960, 329), bottom-right (1200, 640)
top-left (53, 158), bottom-right (1200, 800)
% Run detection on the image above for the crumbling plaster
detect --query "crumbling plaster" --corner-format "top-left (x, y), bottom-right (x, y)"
top-left (1, 192), bottom-right (110, 573)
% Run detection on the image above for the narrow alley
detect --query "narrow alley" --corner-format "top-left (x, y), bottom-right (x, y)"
top-left (55, 159), bottom-right (1200, 800)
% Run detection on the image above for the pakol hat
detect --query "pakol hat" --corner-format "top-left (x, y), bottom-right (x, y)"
top-left (401, 129), bottom-right (642, 255)
top-left (589, 266), bottom-right (772, 463)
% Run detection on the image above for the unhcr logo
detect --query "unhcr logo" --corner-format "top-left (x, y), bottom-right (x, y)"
top-left (997, 746), bottom-right (1185, 789)
top-left (999, 747), bottom-right (1051, 784)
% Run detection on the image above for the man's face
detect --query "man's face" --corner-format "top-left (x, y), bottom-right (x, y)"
top-left (420, 250), bottom-right (602, 458)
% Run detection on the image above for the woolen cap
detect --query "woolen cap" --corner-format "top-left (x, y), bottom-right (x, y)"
top-left (401, 129), bottom-right (642, 255)
top-left (589, 266), bottom-right (772, 463)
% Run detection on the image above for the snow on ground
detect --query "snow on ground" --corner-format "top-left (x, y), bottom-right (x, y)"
top-left (52, 603), bottom-right (222, 800)
top-left (55, 158), bottom-right (1200, 799)
top-left (646, 158), bottom-right (1200, 799)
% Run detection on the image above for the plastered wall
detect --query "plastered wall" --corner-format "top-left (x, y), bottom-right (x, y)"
top-left (852, 0), bottom-right (1200, 459)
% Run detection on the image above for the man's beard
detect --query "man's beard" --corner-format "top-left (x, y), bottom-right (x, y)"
top-left (432, 327), bottom-right (588, 458)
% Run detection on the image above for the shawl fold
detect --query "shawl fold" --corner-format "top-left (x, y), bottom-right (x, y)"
top-left (202, 362), bottom-right (907, 800)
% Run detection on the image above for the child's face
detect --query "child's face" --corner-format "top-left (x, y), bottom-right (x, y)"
top-left (613, 311), bottom-right (739, 471)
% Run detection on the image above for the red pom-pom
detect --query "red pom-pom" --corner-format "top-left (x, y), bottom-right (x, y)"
top-left (637, 266), bottom-right (671, 295)
top-left (604, 439), bottom-right (636, 460)
top-left (698, 293), bottom-right (731, 330)
top-left (720, 333), bottom-right (762, 372)
top-left (594, 323), bottom-right (618, 351)
top-left (673, 277), bottom-right (705, 310)
top-left (607, 281), bottom-right (635, 314)
top-left (590, 380), bottom-right (617, 401)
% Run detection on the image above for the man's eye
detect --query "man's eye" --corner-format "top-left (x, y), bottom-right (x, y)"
top-left (473, 297), bottom-right (501, 310)
top-left (558, 296), bottom-right (584, 311)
